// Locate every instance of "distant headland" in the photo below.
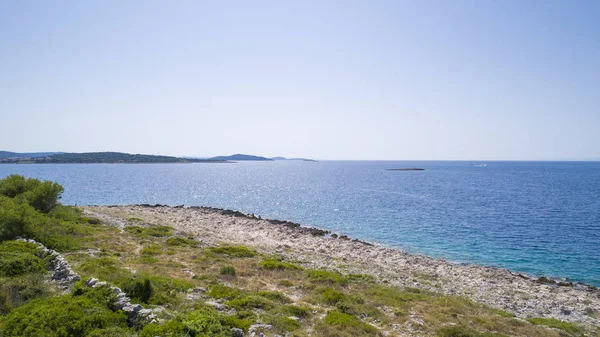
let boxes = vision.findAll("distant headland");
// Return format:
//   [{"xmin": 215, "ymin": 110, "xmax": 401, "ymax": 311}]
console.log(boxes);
[
  {"xmin": 0, "ymin": 151, "xmax": 317, "ymax": 164},
  {"xmin": 0, "ymin": 151, "xmax": 227, "ymax": 164}
]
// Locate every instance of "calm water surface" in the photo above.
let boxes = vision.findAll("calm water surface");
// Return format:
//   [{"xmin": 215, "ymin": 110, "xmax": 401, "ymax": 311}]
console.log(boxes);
[{"xmin": 1, "ymin": 161, "xmax": 599, "ymax": 285}]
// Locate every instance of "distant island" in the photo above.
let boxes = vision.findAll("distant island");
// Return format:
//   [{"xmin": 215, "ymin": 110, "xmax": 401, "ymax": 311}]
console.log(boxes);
[
  {"xmin": 208, "ymin": 154, "xmax": 317, "ymax": 162},
  {"xmin": 386, "ymin": 168, "xmax": 425, "ymax": 171},
  {"xmin": 0, "ymin": 151, "xmax": 228, "ymax": 164},
  {"xmin": 271, "ymin": 157, "xmax": 318, "ymax": 162},
  {"xmin": 208, "ymin": 154, "xmax": 273, "ymax": 161}
]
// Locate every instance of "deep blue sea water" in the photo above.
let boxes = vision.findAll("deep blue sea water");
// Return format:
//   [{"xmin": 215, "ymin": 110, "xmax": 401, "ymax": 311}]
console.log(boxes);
[{"xmin": 1, "ymin": 161, "xmax": 599, "ymax": 285}]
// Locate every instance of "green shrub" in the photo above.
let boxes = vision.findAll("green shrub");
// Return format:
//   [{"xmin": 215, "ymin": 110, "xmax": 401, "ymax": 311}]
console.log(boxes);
[
  {"xmin": 364, "ymin": 284, "xmax": 429, "ymax": 307},
  {"xmin": 347, "ymin": 273, "xmax": 376, "ymax": 283},
  {"xmin": 0, "ymin": 174, "xmax": 36, "ymax": 198},
  {"xmin": 259, "ymin": 258, "xmax": 303, "ymax": 271},
  {"xmin": 207, "ymin": 245, "xmax": 257, "ymax": 257},
  {"xmin": 0, "ymin": 273, "xmax": 54, "ymax": 314},
  {"xmin": 0, "ymin": 175, "xmax": 64, "ymax": 213},
  {"xmin": 267, "ymin": 315, "xmax": 301, "ymax": 332},
  {"xmin": 121, "ymin": 278, "xmax": 153, "ymax": 303},
  {"xmin": 208, "ymin": 284, "xmax": 240, "ymax": 300},
  {"xmin": 165, "ymin": 237, "xmax": 198, "ymax": 246},
  {"xmin": 1, "ymin": 294, "xmax": 128, "ymax": 337},
  {"xmin": 317, "ymin": 287, "xmax": 345, "ymax": 305},
  {"xmin": 228, "ymin": 295, "xmax": 275, "ymax": 310},
  {"xmin": 0, "ymin": 241, "xmax": 47, "ymax": 277},
  {"xmin": 139, "ymin": 321, "xmax": 187, "ymax": 337},
  {"xmin": 220, "ymin": 266, "xmax": 236, "ymax": 276},
  {"xmin": 321, "ymin": 310, "xmax": 378, "ymax": 336},
  {"xmin": 0, "ymin": 197, "xmax": 38, "ymax": 242},
  {"xmin": 0, "ymin": 251, "xmax": 46, "ymax": 277},
  {"xmin": 258, "ymin": 291, "xmax": 291, "ymax": 303},
  {"xmin": 436, "ymin": 325, "xmax": 483, "ymax": 337},
  {"xmin": 181, "ymin": 306, "xmax": 232, "ymax": 337},
  {"xmin": 527, "ymin": 317, "xmax": 583, "ymax": 335},
  {"xmin": 124, "ymin": 225, "xmax": 173, "ymax": 238},
  {"xmin": 140, "ymin": 244, "xmax": 162, "ymax": 256},
  {"xmin": 222, "ymin": 315, "xmax": 252, "ymax": 331},
  {"xmin": 280, "ymin": 305, "xmax": 311, "ymax": 318},
  {"xmin": 307, "ymin": 270, "xmax": 347, "ymax": 285}
]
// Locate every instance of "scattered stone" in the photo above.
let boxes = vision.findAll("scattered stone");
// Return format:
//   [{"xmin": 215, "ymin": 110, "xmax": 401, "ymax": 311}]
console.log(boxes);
[{"xmin": 232, "ymin": 328, "xmax": 245, "ymax": 337}]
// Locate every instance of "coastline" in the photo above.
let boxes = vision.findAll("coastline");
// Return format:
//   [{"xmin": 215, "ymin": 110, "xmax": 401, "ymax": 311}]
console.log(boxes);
[{"xmin": 83, "ymin": 204, "xmax": 600, "ymax": 326}]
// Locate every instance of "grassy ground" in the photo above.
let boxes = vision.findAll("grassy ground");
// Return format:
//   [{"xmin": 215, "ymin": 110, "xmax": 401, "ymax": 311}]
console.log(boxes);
[{"xmin": 53, "ymin": 215, "xmax": 597, "ymax": 337}]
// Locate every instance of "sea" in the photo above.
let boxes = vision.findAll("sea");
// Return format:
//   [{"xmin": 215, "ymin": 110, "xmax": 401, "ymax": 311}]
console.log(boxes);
[{"xmin": 1, "ymin": 161, "xmax": 599, "ymax": 286}]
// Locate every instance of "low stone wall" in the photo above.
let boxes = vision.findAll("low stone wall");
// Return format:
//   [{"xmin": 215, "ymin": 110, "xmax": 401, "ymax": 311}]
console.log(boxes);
[{"xmin": 18, "ymin": 238, "xmax": 157, "ymax": 327}]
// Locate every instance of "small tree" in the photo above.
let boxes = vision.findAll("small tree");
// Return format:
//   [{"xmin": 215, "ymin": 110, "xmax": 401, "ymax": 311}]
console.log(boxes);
[{"xmin": 0, "ymin": 175, "xmax": 64, "ymax": 213}]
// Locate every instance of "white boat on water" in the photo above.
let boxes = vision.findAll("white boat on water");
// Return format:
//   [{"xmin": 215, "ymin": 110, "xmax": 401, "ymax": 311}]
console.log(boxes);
[{"xmin": 472, "ymin": 163, "xmax": 488, "ymax": 167}]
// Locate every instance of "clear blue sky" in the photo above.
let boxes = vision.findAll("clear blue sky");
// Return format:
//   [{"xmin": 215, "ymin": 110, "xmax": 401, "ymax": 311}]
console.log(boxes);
[{"xmin": 1, "ymin": 1, "xmax": 598, "ymax": 160}]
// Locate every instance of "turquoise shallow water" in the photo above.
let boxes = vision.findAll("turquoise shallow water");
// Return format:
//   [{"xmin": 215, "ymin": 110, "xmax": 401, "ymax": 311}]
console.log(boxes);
[{"xmin": 1, "ymin": 161, "xmax": 599, "ymax": 285}]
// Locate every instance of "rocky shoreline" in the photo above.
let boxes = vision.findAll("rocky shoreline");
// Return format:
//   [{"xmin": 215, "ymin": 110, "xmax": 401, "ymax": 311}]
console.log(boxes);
[{"xmin": 83, "ymin": 204, "xmax": 600, "ymax": 327}]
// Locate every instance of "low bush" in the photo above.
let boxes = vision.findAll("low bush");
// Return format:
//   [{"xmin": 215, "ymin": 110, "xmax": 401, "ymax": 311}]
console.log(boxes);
[
  {"xmin": 219, "ymin": 266, "xmax": 236, "ymax": 276},
  {"xmin": 317, "ymin": 287, "xmax": 345, "ymax": 305},
  {"xmin": 0, "ymin": 273, "xmax": 54, "ymax": 315},
  {"xmin": 259, "ymin": 258, "xmax": 303, "ymax": 271},
  {"xmin": 307, "ymin": 270, "xmax": 347, "ymax": 285},
  {"xmin": 436, "ymin": 325, "xmax": 483, "ymax": 337},
  {"xmin": 124, "ymin": 225, "xmax": 173, "ymax": 238},
  {"xmin": 257, "ymin": 291, "xmax": 291, "ymax": 303},
  {"xmin": 527, "ymin": 317, "xmax": 583, "ymax": 335},
  {"xmin": 0, "ymin": 196, "xmax": 38, "ymax": 242},
  {"xmin": 207, "ymin": 245, "xmax": 257, "ymax": 258},
  {"xmin": 120, "ymin": 278, "xmax": 153, "ymax": 303},
  {"xmin": 320, "ymin": 310, "xmax": 378, "ymax": 336},
  {"xmin": 208, "ymin": 284, "xmax": 240, "ymax": 300},
  {"xmin": 0, "ymin": 241, "xmax": 47, "ymax": 277},
  {"xmin": 280, "ymin": 304, "xmax": 311, "ymax": 318},
  {"xmin": 228, "ymin": 295, "xmax": 275, "ymax": 310},
  {"xmin": 1, "ymin": 292, "xmax": 128, "ymax": 337},
  {"xmin": 181, "ymin": 306, "xmax": 233, "ymax": 337},
  {"xmin": 165, "ymin": 237, "xmax": 198, "ymax": 246}
]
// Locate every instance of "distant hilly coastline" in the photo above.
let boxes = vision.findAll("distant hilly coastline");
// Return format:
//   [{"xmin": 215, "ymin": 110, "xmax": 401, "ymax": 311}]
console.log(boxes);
[
  {"xmin": 207, "ymin": 154, "xmax": 273, "ymax": 161},
  {"xmin": 0, "ymin": 151, "xmax": 227, "ymax": 164},
  {"xmin": 0, "ymin": 151, "xmax": 317, "ymax": 164},
  {"xmin": 208, "ymin": 154, "xmax": 317, "ymax": 162},
  {"xmin": 0, "ymin": 151, "xmax": 64, "ymax": 159}
]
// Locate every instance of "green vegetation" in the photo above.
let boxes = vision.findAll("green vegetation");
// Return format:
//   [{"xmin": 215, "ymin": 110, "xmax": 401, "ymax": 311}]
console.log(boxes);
[
  {"xmin": 165, "ymin": 236, "xmax": 198, "ymax": 246},
  {"xmin": 319, "ymin": 310, "xmax": 379, "ymax": 336},
  {"xmin": 259, "ymin": 257, "xmax": 303, "ymax": 270},
  {"xmin": 0, "ymin": 175, "xmax": 595, "ymax": 337},
  {"xmin": 207, "ymin": 245, "xmax": 257, "ymax": 257},
  {"xmin": 124, "ymin": 225, "xmax": 173, "ymax": 238},
  {"xmin": 527, "ymin": 317, "xmax": 584, "ymax": 335},
  {"xmin": 1, "ymin": 286, "xmax": 129, "ymax": 337},
  {"xmin": 219, "ymin": 266, "xmax": 236, "ymax": 276}
]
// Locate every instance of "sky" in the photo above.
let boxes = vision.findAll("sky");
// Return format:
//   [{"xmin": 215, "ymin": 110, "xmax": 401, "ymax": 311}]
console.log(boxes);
[{"xmin": 1, "ymin": 1, "xmax": 599, "ymax": 160}]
